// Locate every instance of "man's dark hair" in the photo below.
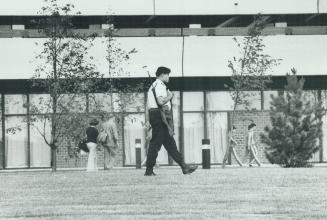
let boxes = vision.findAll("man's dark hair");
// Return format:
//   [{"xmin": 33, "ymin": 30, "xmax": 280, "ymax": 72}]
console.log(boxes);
[
  {"xmin": 248, "ymin": 122, "xmax": 256, "ymax": 130},
  {"xmin": 90, "ymin": 118, "xmax": 99, "ymax": 126},
  {"xmin": 156, "ymin": 66, "xmax": 171, "ymax": 77}
]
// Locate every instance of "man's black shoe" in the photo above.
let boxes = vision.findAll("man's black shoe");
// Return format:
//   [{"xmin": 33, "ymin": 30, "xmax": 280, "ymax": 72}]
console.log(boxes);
[
  {"xmin": 144, "ymin": 171, "xmax": 156, "ymax": 176},
  {"xmin": 144, "ymin": 167, "xmax": 156, "ymax": 176},
  {"xmin": 182, "ymin": 164, "xmax": 198, "ymax": 175}
]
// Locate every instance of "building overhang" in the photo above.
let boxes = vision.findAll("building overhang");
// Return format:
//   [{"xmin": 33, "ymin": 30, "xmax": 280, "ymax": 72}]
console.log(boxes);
[{"xmin": 0, "ymin": 76, "xmax": 326, "ymax": 94}]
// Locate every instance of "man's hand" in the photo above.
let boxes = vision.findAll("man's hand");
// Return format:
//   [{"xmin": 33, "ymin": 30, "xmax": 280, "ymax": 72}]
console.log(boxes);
[
  {"xmin": 158, "ymin": 91, "xmax": 173, "ymax": 106},
  {"xmin": 167, "ymin": 90, "xmax": 174, "ymax": 100}
]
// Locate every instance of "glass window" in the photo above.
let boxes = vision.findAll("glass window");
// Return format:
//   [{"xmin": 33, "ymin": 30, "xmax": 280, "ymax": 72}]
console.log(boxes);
[
  {"xmin": 0, "ymin": 97, "xmax": 2, "ymax": 169},
  {"xmin": 236, "ymin": 91, "xmax": 261, "ymax": 111},
  {"xmin": 303, "ymin": 90, "xmax": 318, "ymax": 104},
  {"xmin": 57, "ymin": 94, "xmax": 87, "ymax": 113},
  {"xmin": 5, "ymin": 95, "xmax": 27, "ymax": 114},
  {"xmin": 183, "ymin": 113, "xmax": 204, "ymax": 163},
  {"xmin": 88, "ymin": 93, "xmax": 113, "ymax": 113},
  {"xmin": 207, "ymin": 112, "xmax": 228, "ymax": 163},
  {"xmin": 29, "ymin": 94, "xmax": 52, "ymax": 114},
  {"xmin": 183, "ymin": 92, "xmax": 204, "ymax": 111},
  {"xmin": 114, "ymin": 93, "xmax": 145, "ymax": 112},
  {"xmin": 172, "ymin": 92, "xmax": 180, "ymax": 151},
  {"xmin": 323, "ymin": 115, "xmax": 327, "ymax": 162},
  {"xmin": 5, "ymin": 117, "xmax": 28, "ymax": 168},
  {"xmin": 263, "ymin": 91, "xmax": 279, "ymax": 110},
  {"xmin": 206, "ymin": 92, "xmax": 234, "ymax": 111},
  {"xmin": 167, "ymin": 91, "xmax": 181, "ymax": 165},
  {"xmin": 112, "ymin": 93, "xmax": 121, "ymax": 112},
  {"xmin": 321, "ymin": 90, "xmax": 327, "ymax": 108},
  {"xmin": 123, "ymin": 114, "xmax": 146, "ymax": 165},
  {"xmin": 29, "ymin": 116, "xmax": 51, "ymax": 167}
]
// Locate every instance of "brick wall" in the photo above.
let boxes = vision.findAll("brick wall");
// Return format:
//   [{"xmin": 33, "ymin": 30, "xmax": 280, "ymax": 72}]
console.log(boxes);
[
  {"xmin": 54, "ymin": 110, "xmax": 272, "ymax": 169},
  {"xmin": 229, "ymin": 110, "xmax": 271, "ymax": 165},
  {"xmin": 56, "ymin": 115, "xmax": 124, "ymax": 169}
]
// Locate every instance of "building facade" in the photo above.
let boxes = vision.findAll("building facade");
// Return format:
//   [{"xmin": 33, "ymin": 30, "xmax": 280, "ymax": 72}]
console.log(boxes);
[{"xmin": 1, "ymin": 0, "xmax": 327, "ymax": 169}]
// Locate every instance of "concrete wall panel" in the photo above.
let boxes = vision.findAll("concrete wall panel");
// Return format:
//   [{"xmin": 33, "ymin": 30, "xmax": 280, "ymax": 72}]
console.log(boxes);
[
  {"xmin": 0, "ymin": 0, "xmax": 319, "ymax": 16},
  {"xmin": 183, "ymin": 35, "xmax": 327, "ymax": 77},
  {"xmin": 0, "ymin": 0, "xmax": 154, "ymax": 16},
  {"xmin": 0, "ymin": 37, "xmax": 183, "ymax": 79},
  {"xmin": 155, "ymin": 0, "xmax": 318, "ymax": 15}
]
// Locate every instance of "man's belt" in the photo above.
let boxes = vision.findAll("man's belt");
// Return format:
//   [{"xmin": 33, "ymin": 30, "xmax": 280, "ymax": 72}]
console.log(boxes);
[{"xmin": 148, "ymin": 107, "xmax": 174, "ymax": 136}]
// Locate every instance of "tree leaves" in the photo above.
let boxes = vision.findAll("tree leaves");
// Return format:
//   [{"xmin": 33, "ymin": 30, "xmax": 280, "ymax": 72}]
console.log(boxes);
[
  {"xmin": 261, "ymin": 71, "xmax": 326, "ymax": 167},
  {"xmin": 227, "ymin": 15, "xmax": 281, "ymax": 114}
]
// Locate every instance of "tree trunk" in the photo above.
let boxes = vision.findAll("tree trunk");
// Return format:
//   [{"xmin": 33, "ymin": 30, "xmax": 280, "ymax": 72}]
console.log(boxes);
[
  {"xmin": 51, "ymin": 38, "xmax": 58, "ymax": 172},
  {"xmin": 51, "ymin": 147, "xmax": 57, "ymax": 172}
]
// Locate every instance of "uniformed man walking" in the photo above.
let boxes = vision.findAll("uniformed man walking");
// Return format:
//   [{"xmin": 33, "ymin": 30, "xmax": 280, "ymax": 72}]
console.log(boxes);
[{"xmin": 145, "ymin": 66, "xmax": 198, "ymax": 176}]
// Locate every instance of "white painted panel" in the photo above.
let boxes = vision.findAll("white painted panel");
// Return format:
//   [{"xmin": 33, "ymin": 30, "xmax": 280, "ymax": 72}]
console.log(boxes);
[
  {"xmin": 0, "ymin": 37, "xmax": 183, "ymax": 79},
  {"xmin": 90, "ymin": 37, "xmax": 183, "ymax": 78},
  {"xmin": 155, "ymin": 0, "xmax": 317, "ymax": 15},
  {"xmin": 0, "ymin": 38, "xmax": 44, "ymax": 79},
  {"xmin": 0, "ymin": 0, "xmax": 154, "ymax": 16},
  {"xmin": 183, "ymin": 36, "xmax": 238, "ymax": 77},
  {"xmin": 264, "ymin": 35, "xmax": 327, "ymax": 76},
  {"xmin": 1, "ymin": 35, "xmax": 326, "ymax": 79},
  {"xmin": 319, "ymin": 0, "xmax": 327, "ymax": 13},
  {"xmin": 183, "ymin": 35, "xmax": 327, "ymax": 77}
]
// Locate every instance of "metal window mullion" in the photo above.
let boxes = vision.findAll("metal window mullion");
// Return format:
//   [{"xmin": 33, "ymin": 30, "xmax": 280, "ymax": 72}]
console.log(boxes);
[
  {"xmin": 261, "ymin": 90, "xmax": 264, "ymax": 110},
  {"xmin": 27, "ymin": 94, "xmax": 31, "ymax": 168},
  {"xmin": 1, "ymin": 94, "xmax": 5, "ymax": 169},
  {"xmin": 121, "ymin": 113, "xmax": 125, "ymax": 167},
  {"xmin": 203, "ymin": 91, "xmax": 208, "ymax": 139},
  {"xmin": 86, "ymin": 93, "xmax": 89, "ymax": 113},
  {"xmin": 318, "ymin": 90, "xmax": 323, "ymax": 162},
  {"xmin": 180, "ymin": 92, "xmax": 184, "ymax": 158}
]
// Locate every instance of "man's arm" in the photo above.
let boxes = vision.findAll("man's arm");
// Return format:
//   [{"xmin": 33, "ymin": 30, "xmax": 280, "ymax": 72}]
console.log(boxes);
[
  {"xmin": 157, "ymin": 90, "xmax": 173, "ymax": 106},
  {"xmin": 230, "ymin": 136, "xmax": 238, "ymax": 145},
  {"xmin": 111, "ymin": 122, "xmax": 119, "ymax": 145}
]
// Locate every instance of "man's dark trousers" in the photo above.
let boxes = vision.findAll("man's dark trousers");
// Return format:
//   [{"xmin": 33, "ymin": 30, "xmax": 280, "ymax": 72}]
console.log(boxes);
[{"xmin": 146, "ymin": 109, "xmax": 183, "ymax": 168}]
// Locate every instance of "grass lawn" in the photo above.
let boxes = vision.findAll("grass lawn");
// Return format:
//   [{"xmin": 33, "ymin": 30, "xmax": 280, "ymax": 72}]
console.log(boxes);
[{"xmin": 0, "ymin": 166, "xmax": 327, "ymax": 219}]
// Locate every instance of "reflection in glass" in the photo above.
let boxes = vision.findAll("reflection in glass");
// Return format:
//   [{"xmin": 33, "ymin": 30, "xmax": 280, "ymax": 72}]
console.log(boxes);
[
  {"xmin": 207, "ymin": 113, "xmax": 228, "ymax": 163},
  {"xmin": 5, "ymin": 95, "xmax": 27, "ymax": 114},
  {"xmin": 170, "ymin": 91, "xmax": 180, "ymax": 164},
  {"xmin": 303, "ymin": 90, "xmax": 318, "ymax": 104},
  {"xmin": 0, "ymin": 98, "xmax": 2, "ymax": 168},
  {"xmin": 183, "ymin": 92, "xmax": 204, "ymax": 111},
  {"xmin": 88, "ymin": 93, "xmax": 113, "ymax": 113},
  {"xmin": 263, "ymin": 91, "xmax": 278, "ymax": 110},
  {"xmin": 124, "ymin": 114, "xmax": 146, "ymax": 165},
  {"xmin": 236, "ymin": 91, "xmax": 261, "ymax": 110},
  {"xmin": 206, "ymin": 92, "xmax": 234, "ymax": 111},
  {"xmin": 30, "ymin": 117, "xmax": 51, "ymax": 167},
  {"xmin": 183, "ymin": 113, "xmax": 204, "ymax": 163},
  {"xmin": 115, "ymin": 93, "xmax": 145, "ymax": 112},
  {"xmin": 323, "ymin": 115, "xmax": 327, "ymax": 162},
  {"xmin": 57, "ymin": 94, "xmax": 86, "ymax": 113},
  {"xmin": 5, "ymin": 117, "xmax": 28, "ymax": 168},
  {"xmin": 29, "ymin": 94, "xmax": 52, "ymax": 114}
]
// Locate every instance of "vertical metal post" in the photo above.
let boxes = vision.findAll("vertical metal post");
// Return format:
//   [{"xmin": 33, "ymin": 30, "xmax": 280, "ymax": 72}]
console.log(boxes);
[
  {"xmin": 202, "ymin": 139, "xmax": 210, "ymax": 169},
  {"xmin": 135, "ymin": 138, "xmax": 142, "ymax": 169}
]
